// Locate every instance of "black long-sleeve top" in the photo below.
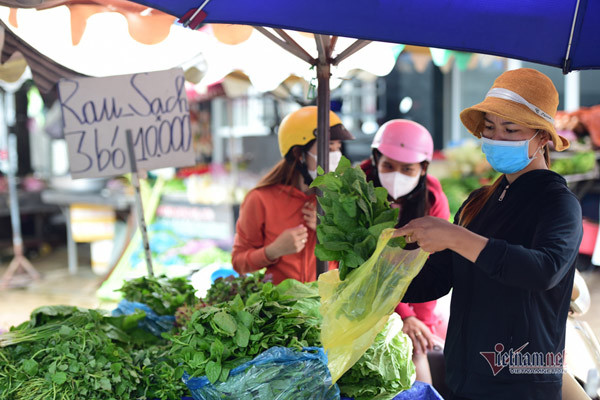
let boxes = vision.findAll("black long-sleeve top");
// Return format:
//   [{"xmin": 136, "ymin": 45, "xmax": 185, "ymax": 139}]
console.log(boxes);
[{"xmin": 403, "ymin": 169, "xmax": 583, "ymax": 400}]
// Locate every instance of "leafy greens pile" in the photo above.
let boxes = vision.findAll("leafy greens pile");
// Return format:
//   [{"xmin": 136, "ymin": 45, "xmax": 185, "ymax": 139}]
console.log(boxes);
[
  {"xmin": 165, "ymin": 279, "xmax": 321, "ymax": 384},
  {"xmin": 0, "ymin": 306, "xmax": 168, "ymax": 400},
  {"xmin": 118, "ymin": 274, "xmax": 197, "ymax": 315},
  {"xmin": 204, "ymin": 271, "xmax": 269, "ymax": 306},
  {"xmin": 176, "ymin": 271, "xmax": 269, "ymax": 327},
  {"xmin": 337, "ymin": 314, "xmax": 415, "ymax": 400},
  {"xmin": 310, "ymin": 156, "xmax": 399, "ymax": 280}
]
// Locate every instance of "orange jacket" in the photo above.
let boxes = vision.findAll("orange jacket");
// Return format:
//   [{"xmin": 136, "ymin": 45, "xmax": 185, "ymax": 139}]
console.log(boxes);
[{"xmin": 232, "ymin": 184, "xmax": 318, "ymax": 284}]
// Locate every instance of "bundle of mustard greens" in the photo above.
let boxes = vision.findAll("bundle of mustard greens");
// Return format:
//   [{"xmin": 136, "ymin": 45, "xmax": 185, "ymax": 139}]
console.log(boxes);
[{"xmin": 312, "ymin": 157, "xmax": 429, "ymax": 383}]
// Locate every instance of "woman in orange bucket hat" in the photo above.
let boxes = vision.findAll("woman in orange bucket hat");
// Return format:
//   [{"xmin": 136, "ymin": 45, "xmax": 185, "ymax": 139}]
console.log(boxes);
[{"xmin": 395, "ymin": 68, "xmax": 583, "ymax": 400}]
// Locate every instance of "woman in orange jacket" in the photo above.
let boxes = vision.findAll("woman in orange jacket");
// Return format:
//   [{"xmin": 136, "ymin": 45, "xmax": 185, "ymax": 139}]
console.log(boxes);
[{"xmin": 232, "ymin": 106, "xmax": 354, "ymax": 284}]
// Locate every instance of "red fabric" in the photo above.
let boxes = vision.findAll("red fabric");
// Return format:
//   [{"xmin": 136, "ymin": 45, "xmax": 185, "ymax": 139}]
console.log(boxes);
[
  {"xmin": 232, "ymin": 184, "xmax": 318, "ymax": 284},
  {"xmin": 360, "ymin": 159, "xmax": 450, "ymax": 332},
  {"xmin": 580, "ymin": 219, "xmax": 599, "ymax": 256},
  {"xmin": 426, "ymin": 174, "xmax": 451, "ymax": 221}
]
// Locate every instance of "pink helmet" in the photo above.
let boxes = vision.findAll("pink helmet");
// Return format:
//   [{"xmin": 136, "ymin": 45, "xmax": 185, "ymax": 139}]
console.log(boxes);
[{"xmin": 371, "ymin": 119, "xmax": 434, "ymax": 163}]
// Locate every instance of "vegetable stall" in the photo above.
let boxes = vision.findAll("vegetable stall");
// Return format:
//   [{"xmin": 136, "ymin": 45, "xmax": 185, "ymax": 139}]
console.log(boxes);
[{"xmin": 0, "ymin": 159, "xmax": 440, "ymax": 400}]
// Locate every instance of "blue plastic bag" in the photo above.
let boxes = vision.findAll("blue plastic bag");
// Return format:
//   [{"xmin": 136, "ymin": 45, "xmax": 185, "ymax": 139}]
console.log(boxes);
[
  {"xmin": 341, "ymin": 381, "xmax": 443, "ymax": 400},
  {"xmin": 183, "ymin": 347, "xmax": 341, "ymax": 400},
  {"xmin": 112, "ymin": 299, "xmax": 175, "ymax": 336}
]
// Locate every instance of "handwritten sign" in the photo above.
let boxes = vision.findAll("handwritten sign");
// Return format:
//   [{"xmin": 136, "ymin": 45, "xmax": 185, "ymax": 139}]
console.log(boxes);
[{"xmin": 58, "ymin": 68, "xmax": 195, "ymax": 179}]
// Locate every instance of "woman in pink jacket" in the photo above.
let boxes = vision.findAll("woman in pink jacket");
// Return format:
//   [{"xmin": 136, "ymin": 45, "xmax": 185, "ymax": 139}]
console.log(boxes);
[{"xmin": 360, "ymin": 119, "xmax": 449, "ymax": 383}]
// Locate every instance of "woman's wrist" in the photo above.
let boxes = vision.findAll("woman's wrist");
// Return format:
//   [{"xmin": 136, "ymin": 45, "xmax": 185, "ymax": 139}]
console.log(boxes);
[{"xmin": 264, "ymin": 243, "xmax": 280, "ymax": 261}]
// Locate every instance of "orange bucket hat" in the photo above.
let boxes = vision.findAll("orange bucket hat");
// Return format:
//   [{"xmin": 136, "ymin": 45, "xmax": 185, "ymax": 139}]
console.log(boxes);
[{"xmin": 460, "ymin": 68, "xmax": 569, "ymax": 151}]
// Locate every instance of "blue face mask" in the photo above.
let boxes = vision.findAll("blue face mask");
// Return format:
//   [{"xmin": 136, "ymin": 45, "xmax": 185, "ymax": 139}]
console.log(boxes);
[{"xmin": 481, "ymin": 131, "xmax": 540, "ymax": 174}]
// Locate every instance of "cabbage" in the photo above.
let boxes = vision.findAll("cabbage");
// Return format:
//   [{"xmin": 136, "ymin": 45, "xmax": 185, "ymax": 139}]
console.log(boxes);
[{"xmin": 338, "ymin": 314, "xmax": 416, "ymax": 400}]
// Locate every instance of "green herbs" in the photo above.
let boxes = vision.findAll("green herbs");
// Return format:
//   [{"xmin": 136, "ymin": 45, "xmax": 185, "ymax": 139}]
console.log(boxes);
[
  {"xmin": 131, "ymin": 343, "xmax": 188, "ymax": 400},
  {"xmin": 338, "ymin": 314, "xmax": 415, "ymax": 400},
  {"xmin": 118, "ymin": 274, "xmax": 197, "ymax": 315},
  {"xmin": 166, "ymin": 280, "xmax": 321, "ymax": 384},
  {"xmin": 176, "ymin": 271, "xmax": 269, "ymax": 327},
  {"xmin": 0, "ymin": 307, "xmax": 146, "ymax": 400},
  {"xmin": 310, "ymin": 156, "xmax": 399, "ymax": 280},
  {"xmin": 204, "ymin": 271, "xmax": 269, "ymax": 306},
  {"xmin": 0, "ymin": 305, "xmax": 188, "ymax": 400}
]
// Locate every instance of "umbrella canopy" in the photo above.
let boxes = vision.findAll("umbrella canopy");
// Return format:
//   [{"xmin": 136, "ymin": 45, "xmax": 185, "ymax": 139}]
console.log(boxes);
[{"xmin": 130, "ymin": 0, "xmax": 599, "ymax": 73}]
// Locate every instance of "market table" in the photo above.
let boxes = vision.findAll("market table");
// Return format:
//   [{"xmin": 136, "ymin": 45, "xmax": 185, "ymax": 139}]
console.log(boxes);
[
  {"xmin": 41, "ymin": 189, "xmax": 134, "ymax": 274},
  {"xmin": 0, "ymin": 190, "xmax": 59, "ymax": 250}
]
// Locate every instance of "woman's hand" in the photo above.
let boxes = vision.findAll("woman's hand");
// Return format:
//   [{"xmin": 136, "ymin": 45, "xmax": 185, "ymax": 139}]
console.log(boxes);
[
  {"xmin": 394, "ymin": 216, "xmax": 459, "ymax": 253},
  {"xmin": 395, "ymin": 216, "xmax": 488, "ymax": 262},
  {"xmin": 402, "ymin": 316, "xmax": 435, "ymax": 355},
  {"xmin": 265, "ymin": 225, "xmax": 309, "ymax": 260},
  {"xmin": 302, "ymin": 202, "xmax": 317, "ymax": 231}
]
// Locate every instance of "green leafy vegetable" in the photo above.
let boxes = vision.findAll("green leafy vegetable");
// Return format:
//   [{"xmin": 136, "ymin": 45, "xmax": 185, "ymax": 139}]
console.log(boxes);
[
  {"xmin": 165, "ymin": 279, "xmax": 321, "ymax": 384},
  {"xmin": 0, "ymin": 307, "xmax": 148, "ymax": 400},
  {"xmin": 176, "ymin": 271, "xmax": 269, "ymax": 327},
  {"xmin": 310, "ymin": 156, "xmax": 399, "ymax": 280},
  {"xmin": 118, "ymin": 274, "xmax": 197, "ymax": 315},
  {"xmin": 551, "ymin": 150, "xmax": 596, "ymax": 176},
  {"xmin": 338, "ymin": 314, "xmax": 415, "ymax": 400}
]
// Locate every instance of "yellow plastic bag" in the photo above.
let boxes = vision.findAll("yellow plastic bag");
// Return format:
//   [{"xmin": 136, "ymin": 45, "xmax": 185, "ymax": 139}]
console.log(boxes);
[{"xmin": 319, "ymin": 228, "xmax": 429, "ymax": 383}]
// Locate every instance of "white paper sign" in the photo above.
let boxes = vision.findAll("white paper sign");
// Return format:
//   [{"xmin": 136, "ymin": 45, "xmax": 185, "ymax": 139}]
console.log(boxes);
[{"xmin": 58, "ymin": 68, "xmax": 195, "ymax": 179}]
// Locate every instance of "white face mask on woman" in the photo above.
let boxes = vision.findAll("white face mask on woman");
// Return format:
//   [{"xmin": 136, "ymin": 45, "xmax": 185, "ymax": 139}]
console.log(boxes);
[
  {"xmin": 306, "ymin": 151, "xmax": 343, "ymax": 177},
  {"xmin": 379, "ymin": 171, "xmax": 420, "ymax": 199}
]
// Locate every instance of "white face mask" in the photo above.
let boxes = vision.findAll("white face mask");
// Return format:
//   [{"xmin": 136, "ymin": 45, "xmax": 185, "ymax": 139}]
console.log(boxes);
[
  {"xmin": 329, "ymin": 150, "xmax": 342, "ymax": 172},
  {"xmin": 306, "ymin": 150, "xmax": 342, "ymax": 176},
  {"xmin": 379, "ymin": 171, "xmax": 421, "ymax": 199}
]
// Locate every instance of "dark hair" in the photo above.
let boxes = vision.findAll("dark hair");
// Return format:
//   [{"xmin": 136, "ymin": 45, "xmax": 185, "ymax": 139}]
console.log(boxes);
[
  {"xmin": 458, "ymin": 144, "xmax": 551, "ymax": 227},
  {"xmin": 372, "ymin": 149, "xmax": 431, "ymax": 227},
  {"xmin": 254, "ymin": 140, "xmax": 315, "ymax": 189}
]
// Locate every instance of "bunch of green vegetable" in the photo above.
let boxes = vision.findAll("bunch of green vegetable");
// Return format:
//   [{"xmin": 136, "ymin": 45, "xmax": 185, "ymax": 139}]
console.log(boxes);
[
  {"xmin": 338, "ymin": 314, "xmax": 415, "ymax": 400},
  {"xmin": 205, "ymin": 271, "xmax": 269, "ymax": 306},
  {"xmin": 551, "ymin": 151, "xmax": 597, "ymax": 176},
  {"xmin": 310, "ymin": 157, "xmax": 399, "ymax": 280},
  {"xmin": 165, "ymin": 279, "xmax": 321, "ymax": 384},
  {"xmin": 118, "ymin": 274, "xmax": 197, "ymax": 315},
  {"xmin": 0, "ymin": 306, "xmax": 151, "ymax": 400},
  {"xmin": 131, "ymin": 343, "xmax": 188, "ymax": 400},
  {"xmin": 0, "ymin": 305, "xmax": 190, "ymax": 400},
  {"xmin": 176, "ymin": 271, "xmax": 269, "ymax": 327}
]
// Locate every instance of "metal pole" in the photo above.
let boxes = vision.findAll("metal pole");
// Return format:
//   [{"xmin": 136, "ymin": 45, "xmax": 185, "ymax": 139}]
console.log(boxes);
[
  {"xmin": 0, "ymin": 93, "xmax": 40, "ymax": 288},
  {"xmin": 315, "ymin": 37, "xmax": 331, "ymax": 277},
  {"xmin": 125, "ymin": 129, "xmax": 154, "ymax": 277},
  {"xmin": 7, "ymin": 135, "xmax": 23, "ymax": 255}
]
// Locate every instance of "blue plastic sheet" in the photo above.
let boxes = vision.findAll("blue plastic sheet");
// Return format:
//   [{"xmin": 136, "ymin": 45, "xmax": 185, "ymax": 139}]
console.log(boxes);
[
  {"xmin": 112, "ymin": 299, "xmax": 175, "ymax": 336},
  {"xmin": 183, "ymin": 347, "xmax": 340, "ymax": 400},
  {"xmin": 341, "ymin": 381, "xmax": 443, "ymax": 400}
]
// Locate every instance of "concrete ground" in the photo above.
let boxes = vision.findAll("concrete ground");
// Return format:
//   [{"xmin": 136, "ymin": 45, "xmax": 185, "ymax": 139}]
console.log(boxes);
[{"xmin": 0, "ymin": 245, "xmax": 118, "ymax": 330}]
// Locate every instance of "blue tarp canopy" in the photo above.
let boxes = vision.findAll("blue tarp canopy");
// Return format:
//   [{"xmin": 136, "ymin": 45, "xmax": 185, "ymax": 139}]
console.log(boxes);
[{"xmin": 132, "ymin": 0, "xmax": 599, "ymax": 72}]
